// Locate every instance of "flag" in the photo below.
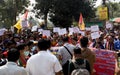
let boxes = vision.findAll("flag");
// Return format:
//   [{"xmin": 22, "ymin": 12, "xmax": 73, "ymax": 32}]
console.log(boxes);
[
  {"xmin": 24, "ymin": 10, "xmax": 28, "ymax": 20},
  {"xmin": 78, "ymin": 13, "xmax": 85, "ymax": 30},
  {"xmin": 14, "ymin": 20, "xmax": 22, "ymax": 33}
]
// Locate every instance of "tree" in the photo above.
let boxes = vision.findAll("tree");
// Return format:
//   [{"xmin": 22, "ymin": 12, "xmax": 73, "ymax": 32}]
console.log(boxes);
[
  {"xmin": 0, "ymin": 0, "xmax": 29, "ymax": 28},
  {"xmin": 106, "ymin": 1, "xmax": 120, "ymax": 18},
  {"xmin": 50, "ymin": 0, "xmax": 95, "ymax": 27},
  {"xmin": 35, "ymin": 0, "xmax": 54, "ymax": 29},
  {"xmin": 35, "ymin": 0, "xmax": 95, "ymax": 28}
]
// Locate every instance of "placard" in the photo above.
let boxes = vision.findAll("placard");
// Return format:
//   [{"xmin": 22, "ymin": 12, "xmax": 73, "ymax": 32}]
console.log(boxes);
[
  {"xmin": 69, "ymin": 28, "xmax": 74, "ymax": 33},
  {"xmin": 93, "ymin": 49, "xmax": 116, "ymax": 75},
  {"xmin": 85, "ymin": 27, "xmax": 91, "ymax": 31},
  {"xmin": 91, "ymin": 25, "xmax": 99, "ymax": 32},
  {"xmin": 31, "ymin": 26, "xmax": 38, "ymax": 32},
  {"xmin": 73, "ymin": 27, "xmax": 79, "ymax": 33},
  {"xmin": 79, "ymin": 31, "xmax": 85, "ymax": 36},
  {"xmin": 21, "ymin": 20, "xmax": 28, "ymax": 27},
  {"xmin": 53, "ymin": 27, "xmax": 60, "ymax": 33},
  {"xmin": 106, "ymin": 22, "xmax": 113, "ymax": 29},
  {"xmin": 58, "ymin": 28, "xmax": 67, "ymax": 35},
  {"xmin": 50, "ymin": 47, "xmax": 60, "ymax": 57},
  {"xmin": 42, "ymin": 30, "xmax": 51, "ymax": 37},
  {"xmin": 38, "ymin": 29, "xmax": 43, "ymax": 32},
  {"xmin": 0, "ymin": 29, "xmax": 6, "ymax": 36},
  {"xmin": 91, "ymin": 32, "xmax": 100, "ymax": 39}
]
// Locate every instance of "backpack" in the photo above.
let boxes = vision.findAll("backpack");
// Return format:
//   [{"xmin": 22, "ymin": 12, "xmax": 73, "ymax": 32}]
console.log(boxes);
[{"xmin": 71, "ymin": 60, "xmax": 90, "ymax": 75}]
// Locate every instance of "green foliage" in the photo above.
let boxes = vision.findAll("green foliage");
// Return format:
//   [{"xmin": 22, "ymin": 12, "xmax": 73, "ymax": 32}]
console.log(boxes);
[
  {"xmin": 106, "ymin": 2, "xmax": 120, "ymax": 18},
  {"xmin": 0, "ymin": 0, "xmax": 29, "ymax": 28},
  {"xmin": 35, "ymin": 0, "xmax": 95, "ymax": 28}
]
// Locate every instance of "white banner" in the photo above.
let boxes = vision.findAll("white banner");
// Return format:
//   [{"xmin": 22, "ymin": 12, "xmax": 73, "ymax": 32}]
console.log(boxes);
[
  {"xmin": 42, "ymin": 30, "xmax": 51, "ymax": 37},
  {"xmin": 91, "ymin": 25, "xmax": 99, "ymax": 32},
  {"xmin": 91, "ymin": 31, "xmax": 100, "ymax": 39}
]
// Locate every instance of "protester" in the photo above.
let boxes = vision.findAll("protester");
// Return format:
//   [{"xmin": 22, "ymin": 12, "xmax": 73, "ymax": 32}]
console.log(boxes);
[
  {"xmin": 0, "ymin": 48, "xmax": 7, "ymax": 66},
  {"xmin": 0, "ymin": 48, "xmax": 28, "ymax": 75},
  {"xmin": 17, "ymin": 43, "xmax": 27, "ymax": 67},
  {"xmin": 80, "ymin": 36, "xmax": 96, "ymax": 74},
  {"xmin": 58, "ymin": 36, "xmax": 75, "ymax": 75},
  {"xmin": 68, "ymin": 47, "xmax": 90, "ymax": 75},
  {"xmin": 26, "ymin": 39, "xmax": 62, "ymax": 75}
]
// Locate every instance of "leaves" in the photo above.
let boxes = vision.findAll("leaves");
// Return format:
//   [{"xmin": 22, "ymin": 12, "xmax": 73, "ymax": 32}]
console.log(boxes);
[
  {"xmin": 35, "ymin": 0, "xmax": 95, "ymax": 28},
  {"xmin": 0, "ymin": 0, "xmax": 30, "ymax": 28}
]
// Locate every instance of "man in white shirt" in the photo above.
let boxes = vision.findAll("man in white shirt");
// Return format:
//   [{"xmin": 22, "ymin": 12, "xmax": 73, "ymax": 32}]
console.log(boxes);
[
  {"xmin": 26, "ymin": 39, "xmax": 62, "ymax": 75},
  {"xmin": 0, "ymin": 48, "xmax": 27, "ymax": 75},
  {"xmin": 58, "ymin": 36, "xmax": 75, "ymax": 75}
]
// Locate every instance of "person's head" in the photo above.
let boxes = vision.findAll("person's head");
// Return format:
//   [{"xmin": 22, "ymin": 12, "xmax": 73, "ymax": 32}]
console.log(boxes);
[
  {"xmin": 62, "ymin": 36, "xmax": 69, "ymax": 43},
  {"xmin": 73, "ymin": 47, "xmax": 81, "ymax": 57},
  {"xmin": 46, "ymin": 39, "xmax": 51, "ymax": 49},
  {"xmin": 7, "ymin": 48, "xmax": 20, "ymax": 62},
  {"xmin": 6, "ymin": 40, "xmax": 16, "ymax": 49},
  {"xmin": 71, "ymin": 36, "xmax": 78, "ymax": 45},
  {"xmin": 37, "ymin": 39, "xmax": 49, "ymax": 50},
  {"xmin": 80, "ymin": 36, "xmax": 88, "ymax": 48},
  {"xmin": 17, "ymin": 43, "xmax": 26, "ymax": 54},
  {"xmin": 26, "ymin": 41, "xmax": 34, "ymax": 49}
]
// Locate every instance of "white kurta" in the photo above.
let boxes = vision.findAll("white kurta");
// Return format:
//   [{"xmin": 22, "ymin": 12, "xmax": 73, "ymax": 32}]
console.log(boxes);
[
  {"xmin": 26, "ymin": 51, "xmax": 62, "ymax": 75},
  {"xmin": 0, "ymin": 62, "xmax": 27, "ymax": 75}
]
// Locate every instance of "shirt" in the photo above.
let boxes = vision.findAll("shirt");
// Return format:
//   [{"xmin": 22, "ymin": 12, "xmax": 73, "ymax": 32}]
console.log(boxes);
[
  {"xmin": 58, "ymin": 43, "xmax": 75, "ymax": 65},
  {"xmin": 26, "ymin": 51, "xmax": 62, "ymax": 75},
  {"xmin": 0, "ymin": 62, "xmax": 27, "ymax": 75}
]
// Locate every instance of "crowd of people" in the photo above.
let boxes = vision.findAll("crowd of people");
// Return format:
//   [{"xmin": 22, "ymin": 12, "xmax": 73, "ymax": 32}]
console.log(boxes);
[{"xmin": 0, "ymin": 26, "xmax": 120, "ymax": 75}]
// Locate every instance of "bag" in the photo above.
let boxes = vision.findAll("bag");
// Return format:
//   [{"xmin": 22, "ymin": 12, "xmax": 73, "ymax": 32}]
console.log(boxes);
[
  {"xmin": 62, "ymin": 46, "xmax": 73, "ymax": 75},
  {"xmin": 71, "ymin": 60, "xmax": 90, "ymax": 75}
]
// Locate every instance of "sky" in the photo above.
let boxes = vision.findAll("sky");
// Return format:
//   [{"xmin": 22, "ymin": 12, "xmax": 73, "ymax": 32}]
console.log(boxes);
[{"xmin": 95, "ymin": 0, "xmax": 120, "ymax": 7}]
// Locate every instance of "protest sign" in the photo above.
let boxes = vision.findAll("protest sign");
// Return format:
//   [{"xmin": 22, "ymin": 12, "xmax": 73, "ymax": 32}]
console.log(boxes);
[
  {"xmin": 0, "ymin": 28, "xmax": 6, "ymax": 36},
  {"xmin": 85, "ymin": 27, "xmax": 91, "ymax": 31},
  {"xmin": 106, "ymin": 22, "xmax": 113, "ymax": 29},
  {"xmin": 93, "ymin": 49, "xmax": 116, "ymax": 75},
  {"xmin": 79, "ymin": 31, "xmax": 85, "ymax": 36},
  {"xmin": 58, "ymin": 28, "xmax": 67, "ymax": 35},
  {"xmin": 53, "ymin": 27, "xmax": 60, "ymax": 33},
  {"xmin": 38, "ymin": 29, "xmax": 43, "ymax": 32},
  {"xmin": 91, "ymin": 32, "xmax": 100, "ymax": 39},
  {"xmin": 73, "ymin": 27, "xmax": 79, "ymax": 33},
  {"xmin": 91, "ymin": 25, "xmax": 99, "ymax": 32},
  {"xmin": 50, "ymin": 47, "xmax": 60, "ymax": 58},
  {"xmin": 31, "ymin": 26, "xmax": 38, "ymax": 32},
  {"xmin": 21, "ymin": 20, "xmax": 28, "ymax": 28},
  {"xmin": 42, "ymin": 30, "xmax": 51, "ymax": 37},
  {"xmin": 69, "ymin": 28, "xmax": 74, "ymax": 34}
]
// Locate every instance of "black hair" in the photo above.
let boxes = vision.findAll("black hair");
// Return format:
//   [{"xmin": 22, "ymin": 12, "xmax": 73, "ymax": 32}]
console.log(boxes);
[
  {"xmin": 38, "ymin": 39, "xmax": 49, "ymax": 50},
  {"xmin": 46, "ymin": 39, "xmax": 51, "ymax": 49},
  {"xmin": 74, "ymin": 47, "xmax": 81, "ymax": 54},
  {"xmin": 26, "ymin": 41, "xmax": 33, "ymax": 46},
  {"xmin": 62, "ymin": 36, "xmax": 69, "ymax": 42},
  {"xmin": 7, "ymin": 48, "xmax": 20, "ymax": 62},
  {"xmin": 80, "ymin": 36, "xmax": 88, "ymax": 48},
  {"xmin": 16, "ymin": 43, "xmax": 26, "ymax": 51},
  {"xmin": 72, "ymin": 36, "xmax": 78, "ymax": 41}
]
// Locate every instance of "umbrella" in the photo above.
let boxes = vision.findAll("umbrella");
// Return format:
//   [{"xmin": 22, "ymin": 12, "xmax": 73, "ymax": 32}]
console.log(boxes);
[{"xmin": 111, "ymin": 17, "xmax": 120, "ymax": 23}]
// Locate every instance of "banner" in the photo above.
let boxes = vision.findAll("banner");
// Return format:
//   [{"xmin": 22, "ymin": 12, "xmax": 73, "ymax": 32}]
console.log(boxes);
[
  {"xmin": 93, "ymin": 49, "xmax": 116, "ymax": 75},
  {"xmin": 98, "ymin": 6, "xmax": 108, "ymax": 20}
]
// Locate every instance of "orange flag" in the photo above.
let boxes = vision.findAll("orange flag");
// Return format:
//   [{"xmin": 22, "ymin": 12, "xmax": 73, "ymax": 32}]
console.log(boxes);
[
  {"xmin": 78, "ymin": 13, "xmax": 85, "ymax": 30},
  {"xmin": 24, "ymin": 10, "xmax": 28, "ymax": 20}
]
